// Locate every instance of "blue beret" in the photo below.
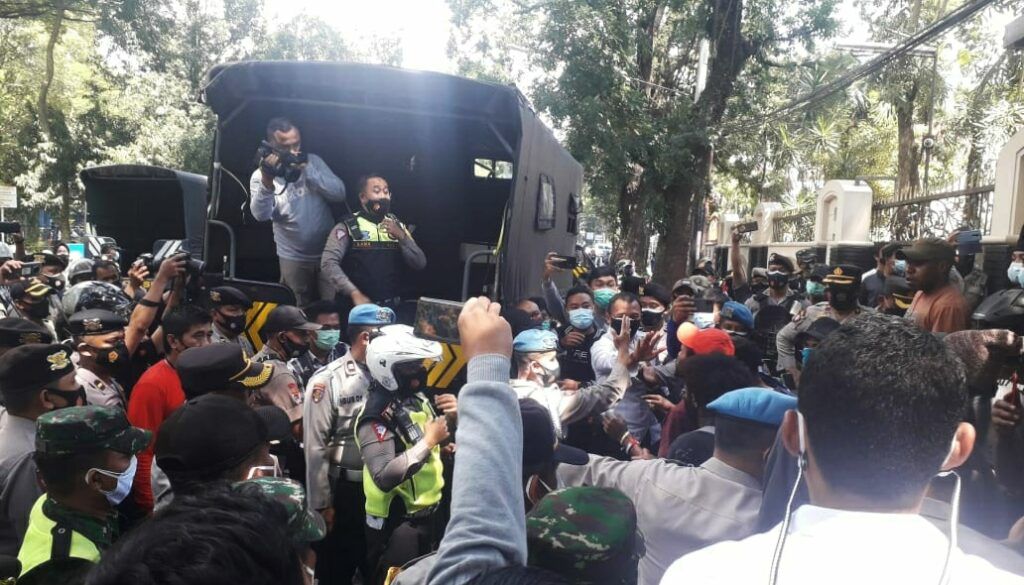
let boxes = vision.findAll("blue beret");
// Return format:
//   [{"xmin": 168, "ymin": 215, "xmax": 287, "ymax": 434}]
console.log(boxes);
[
  {"xmin": 513, "ymin": 329, "xmax": 558, "ymax": 353},
  {"xmin": 348, "ymin": 304, "xmax": 396, "ymax": 326},
  {"xmin": 719, "ymin": 301, "xmax": 754, "ymax": 330},
  {"xmin": 708, "ymin": 387, "xmax": 796, "ymax": 427}
]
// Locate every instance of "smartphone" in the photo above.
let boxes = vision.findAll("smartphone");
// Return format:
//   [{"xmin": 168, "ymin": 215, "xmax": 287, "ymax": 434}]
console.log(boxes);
[
  {"xmin": 413, "ymin": 297, "xmax": 464, "ymax": 344},
  {"xmin": 956, "ymin": 229, "xmax": 982, "ymax": 255},
  {"xmin": 735, "ymin": 221, "xmax": 759, "ymax": 234},
  {"xmin": 551, "ymin": 254, "xmax": 578, "ymax": 270},
  {"xmin": 19, "ymin": 262, "xmax": 41, "ymax": 277}
]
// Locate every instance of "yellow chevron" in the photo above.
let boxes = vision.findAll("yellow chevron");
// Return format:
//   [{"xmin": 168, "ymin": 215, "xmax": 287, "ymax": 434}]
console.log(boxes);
[
  {"xmin": 436, "ymin": 343, "xmax": 466, "ymax": 389},
  {"xmin": 244, "ymin": 301, "xmax": 277, "ymax": 352},
  {"xmin": 427, "ymin": 342, "xmax": 453, "ymax": 387}
]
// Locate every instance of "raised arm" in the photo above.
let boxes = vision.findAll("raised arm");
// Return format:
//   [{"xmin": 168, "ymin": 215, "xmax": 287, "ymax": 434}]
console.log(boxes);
[
  {"xmin": 304, "ymin": 154, "xmax": 347, "ymax": 203},
  {"xmin": 125, "ymin": 255, "xmax": 185, "ymax": 355},
  {"xmin": 730, "ymin": 228, "xmax": 747, "ymax": 290}
]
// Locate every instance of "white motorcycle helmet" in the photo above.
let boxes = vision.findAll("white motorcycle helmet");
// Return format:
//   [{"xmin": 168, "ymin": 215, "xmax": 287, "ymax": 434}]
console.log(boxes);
[{"xmin": 367, "ymin": 330, "xmax": 442, "ymax": 392}]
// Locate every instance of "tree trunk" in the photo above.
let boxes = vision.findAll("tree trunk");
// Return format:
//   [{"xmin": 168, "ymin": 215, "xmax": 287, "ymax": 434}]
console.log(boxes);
[
  {"xmin": 37, "ymin": 6, "xmax": 65, "ymax": 138},
  {"xmin": 614, "ymin": 165, "xmax": 650, "ymax": 274},
  {"xmin": 60, "ymin": 181, "xmax": 71, "ymax": 242},
  {"xmin": 895, "ymin": 96, "xmax": 920, "ymax": 200},
  {"xmin": 652, "ymin": 181, "xmax": 695, "ymax": 286}
]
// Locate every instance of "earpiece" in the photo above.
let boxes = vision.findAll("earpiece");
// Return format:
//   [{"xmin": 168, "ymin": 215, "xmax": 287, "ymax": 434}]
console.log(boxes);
[{"xmin": 796, "ymin": 410, "xmax": 808, "ymax": 470}]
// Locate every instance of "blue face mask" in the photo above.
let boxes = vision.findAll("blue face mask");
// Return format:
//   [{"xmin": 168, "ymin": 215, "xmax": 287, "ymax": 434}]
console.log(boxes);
[
  {"xmin": 805, "ymin": 281, "xmax": 825, "ymax": 297},
  {"xmin": 593, "ymin": 288, "xmax": 616, "ymax": 309},
  {"xmin": 800, "ymin": 347, "xmax": 813, "ymax": 367},
  {"xmin": 893, "ymin": 259, "xmax": 907, "ymax": 276},
  {"xmin": 1009, "ymin": 263, "xmax": 1024, "ymax": 287},
  {"xmin": 315, "ymin": 329, "xmax": 341, "ymax": 351},
  {"xmin": 568, "ymin": 308, "xmax": 595, "ymax": 330},
  {"xmin": 89, "ymin": 455, "xmax": 137, "ymax": 506}
]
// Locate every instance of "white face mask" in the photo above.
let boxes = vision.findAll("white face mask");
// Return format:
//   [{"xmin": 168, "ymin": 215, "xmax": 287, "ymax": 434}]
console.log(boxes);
[
  {"xmin": 87, "ymin": 455, "xmax": 138, "ymax": 506},
  {"xmin": 533, "ymin": 356, "xmax": 561, "ymax": 386},
  {"xmin": 1009, "ymin": 262, "xmax": 1024, "ymax": 287}
]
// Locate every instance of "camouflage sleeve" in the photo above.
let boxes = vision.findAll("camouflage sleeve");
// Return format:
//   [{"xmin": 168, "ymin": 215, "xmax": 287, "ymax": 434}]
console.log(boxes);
[
  {"xmin": 558, "ymin": 362, "xmax": 629, "ymax": 425},
  {"xmin": 303, "ymin": 373, "xmax": 337, "ymax": 511},
  {"xmin": 356, "ymin": 419, "xmax": 431, "ymax": 493},
  {"xmin": 556, "ymin": 454, "xmax": 659, "ymax": 499}
]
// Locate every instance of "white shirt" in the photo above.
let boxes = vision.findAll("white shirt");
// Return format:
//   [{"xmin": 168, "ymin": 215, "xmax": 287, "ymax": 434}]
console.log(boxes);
[
  {"xmin": 661, "ymin": 505, "xmax": 1024, "ymax": 585},
  {"xmin": 591, "ymin": 330, "xmax": 644, "ymax": 380}
]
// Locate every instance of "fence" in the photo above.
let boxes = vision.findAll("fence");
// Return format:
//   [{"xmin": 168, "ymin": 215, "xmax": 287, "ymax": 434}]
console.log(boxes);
[
  {"xmin": 869, "ymin": 185, "xmax": 995, "ymax": 242},
  {"xmin": 771, "ymin": 207, "xmax": 816, "ymax": 243}
]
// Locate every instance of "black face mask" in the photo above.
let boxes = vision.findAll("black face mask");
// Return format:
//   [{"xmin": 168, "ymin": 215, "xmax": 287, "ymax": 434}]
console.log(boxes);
[
  {"xmin": 828, "ymin": 286, "xmax": 858, "ymax": 311},
  {"xmin": 884, "ymin": 307, "xmax": 907, "ymax": 317},
  {"xmin": 640, "ymin": 309, "xmax": 664, "ymax": 329},
  {"xmin": 395, "ymin": 367, "xmax": 429, "ymax": 394},
  {"xmin": 219, "ymin": 312, "xmax": 246, "ymax": 335},
  {"xmin": 751, "ymin": 282, "xmax": 769, "ymax": 295},
  {"xmin": 94, "ymin": 341, "xmax": 130, "ymax": 367},
  {"xmin": 25, "ymin": 301, "xmax": 51, "ymax": 320},
  {"xmin": 611, "ymin": 317, "xmax": 642, "ymax": 339},
  {"xmin": 767, "ymin": 273, "xmax": 789, "ymax": 290},
  {"xmin": 44, "ymin": 385, "xmax": 86, "ymax": 408},
  {"xmin": 42, "ymin": 275, "xmax": 65, "ymax": 293},
  {"xmin": 278, "ymin": 333, "xmax": 309, "ymax": 359},
  {"xmin": 363, "ymin": 198, "xmax": 391, "ymax": 223}
]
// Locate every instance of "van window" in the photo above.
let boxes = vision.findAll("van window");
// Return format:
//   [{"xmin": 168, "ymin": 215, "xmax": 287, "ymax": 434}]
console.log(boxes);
[
  {"xmin": 536, "ymin": 175, "xmax": 556, "ymax": 230},
  {"xmin": 474, "ymin": 158, "xmax": 513, "ymax": 180}
]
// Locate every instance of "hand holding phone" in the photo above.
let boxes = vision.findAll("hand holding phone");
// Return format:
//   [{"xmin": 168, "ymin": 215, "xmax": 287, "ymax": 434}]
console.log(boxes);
[{"xmin": 550, "ymin": 253, "xmax": 578, "ymax": 270}]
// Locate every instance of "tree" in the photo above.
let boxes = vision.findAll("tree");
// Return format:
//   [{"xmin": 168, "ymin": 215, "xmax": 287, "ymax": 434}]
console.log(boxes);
[{"xmin": 450, "ymin": 0, "xmax": 839, "ymax": 282}]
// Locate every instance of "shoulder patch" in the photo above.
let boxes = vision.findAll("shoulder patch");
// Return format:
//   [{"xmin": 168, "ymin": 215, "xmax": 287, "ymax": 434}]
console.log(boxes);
[
  {"xmin": 344, "ymin": 360, "xmax": 357, "ymax": 377},
  {"xmin": 288, "ymin": 382, "xmax": 303, "ymax": 405},
  {"xmin": 311, "ymin": 382, "xmax": 326, "ymax": 404},
  {"xmin": 373, "ymin": 422, "xmax": 389, "ymax": 442}
]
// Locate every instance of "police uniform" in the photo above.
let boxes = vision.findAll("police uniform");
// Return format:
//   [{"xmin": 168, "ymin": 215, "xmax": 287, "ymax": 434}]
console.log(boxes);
[
  {"xmin": 0, "ymin": 279, "xmax": 59, "ymax": 342},
  {"xmin": 321, "ymin": 211, "xmax": 427, "ymax": 307},
  {"xmin": 174, "ymin": 342, "xmax": 275, "ymax": 401},
  {"xmin": 252, "ymin": 306, "xmax": 322, "ymax": 423},
  {"xmin": 208, "ymin": 286, "xmax": 255, "ymax": 358},
  {"xmin": 68, "ymin": 309, "xmax": 130, "ymax": 409},
  {"xmin": 17, "ymin": 405, "xmax": 150, "ymax": 585},
  {"xmin": 0, "ymin": 344, "xmax": 75, "ymax": 558},
  {"xmin": 305, "ymin": 304, "xmax": 394, "ymax": 584}
]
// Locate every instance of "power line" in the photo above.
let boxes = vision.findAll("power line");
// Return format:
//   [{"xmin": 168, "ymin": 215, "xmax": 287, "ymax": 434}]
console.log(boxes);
[{"xmin": 716, "ymin": 0, "xmax": 1000, "ymax": 137}]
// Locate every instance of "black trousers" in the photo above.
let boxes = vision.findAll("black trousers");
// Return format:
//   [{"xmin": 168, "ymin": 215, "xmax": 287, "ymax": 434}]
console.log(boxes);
[
  {"xmin": 314, "ymin": 478, "xmax": 369, "ymax": 585},
  {"xmin": 365, "ymin": 512, "xmax": 436, "ymax": 585}
]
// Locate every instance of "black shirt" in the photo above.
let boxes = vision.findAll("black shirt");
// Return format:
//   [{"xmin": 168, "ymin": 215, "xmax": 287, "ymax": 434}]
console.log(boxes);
[{"xmin": 556, "ymin": 325, "xmax": 599, "ymax": 384}]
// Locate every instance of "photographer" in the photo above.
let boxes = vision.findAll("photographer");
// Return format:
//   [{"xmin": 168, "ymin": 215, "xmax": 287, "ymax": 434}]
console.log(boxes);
[{"xmin": 249, "ymin": 118, "xmax": 347, "ymax": 305}]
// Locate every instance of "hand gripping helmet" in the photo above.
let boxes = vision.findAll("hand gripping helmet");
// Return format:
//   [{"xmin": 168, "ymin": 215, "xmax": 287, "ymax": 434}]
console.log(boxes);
[
  {"xmin": 62, "ymin": 281, "xmax": 133, "ymax": 322},
  {"xmin": 366, "ymin": 331, "xmax": 443, "ymax": 392}
]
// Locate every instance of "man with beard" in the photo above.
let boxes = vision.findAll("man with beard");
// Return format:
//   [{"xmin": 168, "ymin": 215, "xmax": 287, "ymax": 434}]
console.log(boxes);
[
  {"xmin": 321, "ymin": 175, "xmax": 426, "ymax": 311},
  {"xmin": 776, "ymin": 265, "xmax": 869, "ymax": 383},
  {"xmin": 898, "ymin": 237, "xmax": 969, "ymax": 334}
]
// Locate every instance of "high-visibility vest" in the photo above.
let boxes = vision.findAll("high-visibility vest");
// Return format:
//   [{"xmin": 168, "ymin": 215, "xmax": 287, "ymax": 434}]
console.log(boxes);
[
  {"xmin": 17, "ymin": 495, "xmax": 100, "ymax": 579},
  {"xmin": 356, "ymin": 394, "xmax": 444, "ymax": 518}
]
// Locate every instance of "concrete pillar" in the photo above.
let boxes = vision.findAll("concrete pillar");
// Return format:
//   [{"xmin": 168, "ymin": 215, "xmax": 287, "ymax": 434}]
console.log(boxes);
[
  {"xmin": 815, "ymin": 180, "xmax": 873, "ymax": 245},
  {"xmin": 752, "ymin": 202, "xmax": 783, "ymax": 246},
  {"xmin": 990, "ymin": 128, "xmax": 1024, "ymax": 245}
]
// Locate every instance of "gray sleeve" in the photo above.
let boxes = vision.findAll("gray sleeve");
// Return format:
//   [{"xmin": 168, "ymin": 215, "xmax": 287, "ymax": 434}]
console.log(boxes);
[
  {"xmin": 357, "ymin": 420, "xmax": 431, "ymax": 493},
  {"xmin": 399, "ymin": 235, "xmax": 427, "ymax": 271},
  {"xmin": 304, "ymin": 155, "xmax": 347, "ymax": 203},
  {"xmin": 559, "ymin": 362, "xmax": 629, "ymax": 425},
  {"xmin": 557, "ymin": 455, "xmax": 657, "ymax": 500},
  {"xmin": 320, "ymin": 224, "xmax": 358, "ymax": 298},
  {"xmin": 426, "ymin": 354, "xmax": 526, "ymax": 585},
  {"xmin": 248, "ymin": 169, "xmax": 278, "ymax": 222},
  {"xmin": 543, "ymin": 279, "xmax": 567, "ymax": 324},
  {"xmin": 775, "ymin": 317, "xmax": 801, "ymax": 371},
  {"xmin": 303, "ymin": 373, "xmax": 337, "ymax": 511},
  {"xmin": 2, "ymin": 454, "xmax": 42, "ymax": 542}
]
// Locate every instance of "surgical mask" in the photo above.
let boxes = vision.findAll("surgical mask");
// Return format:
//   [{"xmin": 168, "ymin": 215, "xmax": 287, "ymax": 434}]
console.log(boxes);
[
  {"xmin": 93, "ymin": 341, "xmax": 130, "ymax": 367},
  {"xmin": 641, "ymin": 308, "xmax": 664, "ymax": 329},
  {"xmin": 88, "ymin": 455, "xmax": 137, "ymax": 506},
  {"xmin": 593, "ymin": 288, "xmax": 616, "ymax": 309},
  {"xmin": 315, "ymin": 329, "xmax": 340, "ymax": 351},
  {"xmin": 805, "ymin": 281, "xmax": 825, "ymax": 298},
  {"xmin": 800, "ymin": 347, "xmax": 813, "ymax": 367},
  {"xmin": 534, "ymin": 356, "xmax": 560, "ymax": 386},
  {"xmin": 363, "ymin": 198, "xmax": 391, "ymax": 223},
  {"xmin": 279, "ymin": 333, "xmax": 309, "ymax": 359},
  {"xmin": 25, "ymin": 301, "xmax": 51, "ymax": 320},
  {"xmin": 219, "ymin": 312, "xmax": 246, "ymax": 335},
  {"xmin": 1009, "ymin": 262, "xmax": 1024, "ymax": 287},
  {"xmin": 568, "ymin": 308, "xmax": 594, "ymax": 330},
  {"xmin": 611, "ymin": 317, "xmax": 641, "ymax": 339},
  {"xmin": 893, "ymin": 259, "xmax": 907, "ymax": 276}
]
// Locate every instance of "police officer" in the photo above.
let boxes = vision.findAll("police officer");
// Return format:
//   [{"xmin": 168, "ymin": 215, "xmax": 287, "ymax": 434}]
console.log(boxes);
[
  {"xmin": 0, "ymin": 279, "xmax": 58, "ymax": 341},
  {"xmin": 208, "ymin": 286, "xmax": 255, "ymax": 357},
  {"xmin": 254, "ymin": 306, "xmax": 321, "ymax": 433},
  {"xmin": 776, "ymin": 264, "xmax": 869, "ymax": 382},
  {"xmin": 289, "ymin": 300, "xmax": 348, "ymax": 387},
  {"xmin": 0, "ymin": 317, "xmax": 52, "ymax": 358},
  {"xmin": 305, "ymin": 304, "xmax": 395, "ymax": 585},
  {"xmin": 321, "ymin": 175, "xmax": 427, "ymax": 311},
  {"xmin": 356, "ymin": 330, "xmax": 449, "ymax": 581},
  {"xmin": 0, "ymin": 344, "xmax": 83, "ymax": 558},
  {"xmin": 175, "ymin": 343, "xmax": 275, "ymax": 402},
  {"xmin": 744, "ymin": 253, "xmax": 805, "ymax": 318},
  {"xmin": 17, "ymin": 405, "xmax": 150, "ymax": 584},
  {"xmin": 68, "ymin": 309, "xmax": 131, "ymax": 409}
]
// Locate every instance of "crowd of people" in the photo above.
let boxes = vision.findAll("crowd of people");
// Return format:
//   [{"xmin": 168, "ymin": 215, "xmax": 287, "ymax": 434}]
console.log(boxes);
[{"xmin": 1, "ymin": 114, "xmax": 1024, "ymax": 585}]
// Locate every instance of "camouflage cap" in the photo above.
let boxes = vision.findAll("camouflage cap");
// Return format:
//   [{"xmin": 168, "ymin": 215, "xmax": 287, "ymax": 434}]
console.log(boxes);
[
  {"xmin": 36, "ymin": 405, "xmax": 152, "ymax": 456},
  {"xmin": 527, "ymin": 487, "xmax": 642, "ymax": 584},
  {"xmin": 233, "ymin": 477, "xmax": 326, "ymax": 544}
]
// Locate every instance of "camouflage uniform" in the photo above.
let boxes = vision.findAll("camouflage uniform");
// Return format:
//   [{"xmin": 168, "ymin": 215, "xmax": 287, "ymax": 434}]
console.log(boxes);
[
  {"xmin": 233, "ymin": 477, "xmax": 326, "ymax": 544},
  {"xmin": 526, "ymin": 486, "xmax": 641, "ymax": 584},
  {"xmin": 17, "ymin": 406, "xmax": 150, "ymax": 585}
]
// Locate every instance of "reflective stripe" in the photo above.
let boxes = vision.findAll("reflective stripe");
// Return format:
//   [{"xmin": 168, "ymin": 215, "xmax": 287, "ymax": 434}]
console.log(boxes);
[{"xmin": 17, "ymin": 496, "xmax": 100, "ymax": 578}]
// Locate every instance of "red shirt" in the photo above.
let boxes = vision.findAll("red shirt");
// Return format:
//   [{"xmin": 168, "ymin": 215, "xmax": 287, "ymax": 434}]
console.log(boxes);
[{"xmin": 126, "ymin": 359, "xmax": 185, "ymax": 511}]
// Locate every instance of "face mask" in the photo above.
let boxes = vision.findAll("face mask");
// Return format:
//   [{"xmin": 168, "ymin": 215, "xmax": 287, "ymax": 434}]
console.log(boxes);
[
  {"xmin": 568, "ymin": 308, "xmax": 594, "ymax": 330},
  {"xmin": 767, "ymin": 271, "xmax": 788, "ymax": 290},
  {"xmin": 25, "ymin": 301, "xmax": 51, "ymax": 320},
  {"xmin": 611, "ymin": 317, "xmax": 641, "ymax": 339},
  {"xmin": 641, "ymin": 308, "xmax": 664, "ymax": 329},
  {"xmin": 525, "ymin": 474, "xmax": 555, "ymax": 507},
  {"xmin": 88, "ymin": 455, "xmax": 137, "ymax": 506},
  {"xmin": 893, "ymin": 259, "xmax": 907, "ymax": 276},
  {"xmin": 363, "ymin": 198, "xmax": 391, "ymax": 223},
  {"xmin": 43, "ymin": 275, "xmax": 65, "ymax": 293},
  {"xmin": 395, "ymin": 367, "xmax": 430, "ymax": 393},
  {"xmin": 45, "ymin": 385, "xmax": 86, "ymax": 408},
  {"xmin": 726, "ymin": 329, "xmax": 748, "ymax": 339},
  {"xmin": 828, "ymin": 286, "xmax": 857, "ymax": 311},
  {"xmin": 751, "ymin": 282, "xmax": 768, "ymax": 295},
  {"xmin": 279, "ymin": 333, "xmax": 309, "ymax": 359},
  {"xmin": 1009, "ymin": 262, "xmax": 1024, "ymax": 287},
  {"xmin": 593, "ymin": 288, "xmax": 616, "ymax": 309},
  {"xmin": 533, "ymin": 356, "xmax": 561, "ymax": 386},
  {"xmin": 805, "ymin": 281, "xmax": 825, "ymax": 297},
  {"xmin": 800, "ymin": 347, "xmax": 813, "ymax": 367},
  {"xmin": 315, "ymin": 329, "xmax": 340, "ymax": 351},
  {"xmin": 219, "ymin": 312, "xmax": 246, "ymax": 335},
  {"xmin": 93, "ymin": 341, "xmax": 130, "ymax": 367}
]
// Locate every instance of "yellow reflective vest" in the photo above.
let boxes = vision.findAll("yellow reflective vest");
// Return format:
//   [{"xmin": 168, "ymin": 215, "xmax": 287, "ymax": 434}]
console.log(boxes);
[{"xmin": 17, "ymin": 495, "xmax": 101, "ymax": 579}]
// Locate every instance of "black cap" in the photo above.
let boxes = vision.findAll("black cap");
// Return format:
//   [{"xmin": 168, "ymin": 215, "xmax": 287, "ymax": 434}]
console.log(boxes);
[
  {"xmin": 208, "ymin": 286, "xmax": 251, "ymax": 308},
  {"xmin": 638, "ymin": 282, "xmax": 671, "ymax": 308},
  {"xmin": 809, "ymin": 264, "xmax": 832, "ymax": 282},
  {"xmin": 40, "ymin": 253, "xmax": 68, "ymax": 270},
  {"xmin": 822, "ymin": 265, "xmax": 864, "ymax": 286},
  {"xmin": 67, "ymin": 309, "xmax": 128, "ymax": 336},
  {"xmin": 805, "ymin": 317, "xmax": 841, "ymax": 342},
  {"xmin": 767, "ymin": 253, "xmax": 795, "ymax": 273},
  {"xmin": 9, "ymin": 278, "xmax": 54, "ymax": 302},
  {"xmin": 884, "ymin": 276, "xmax": 915, "ymax": 309},
  {"xmin": 0, "ymin": 343, "xmax": 75, "ymax": 398},
  {"xmin": 880, "ymin": 242, "xmax": 903, "ymax": 259},
  {"xmin": 520, "ymin": 398, "xmax": 587, "ymax": 475},
  {"xmin": 263, "ymin": 306, "xmax": 322, "ymax": 335},
  {"xmin": 255, "ymin": 405, "xmax": 293, "ymax": 445},
  {"xmin": 176, "ymin": 343, "xmax": 273, "ymax": 398},
  {"xmin": 0, "ymin": 318, "xmax": 53, "ymax": 347},
  {"xmin": 795, "ymin": 248, "xmax": 817, "ymax": 264},
  {"xmin": 895, "ymin": 237, "xmax": 955, "ymax": 263},
  {"xmin": 155, "ymin": 394, "xmax": 268, "ymax": 480}
]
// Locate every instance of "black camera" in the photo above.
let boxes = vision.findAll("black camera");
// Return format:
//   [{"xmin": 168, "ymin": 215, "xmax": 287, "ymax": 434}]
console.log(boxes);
[
  {"xmin": 0, "ymin": 221, "xmax": 21, "ymax": 234},
  {"xmin": 256, "ymin": 141, "xmax": 308, "ymax": 184},
  {"xmin": 136, "ymin": 251, "xmax": 206, "ymax": 278}
]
